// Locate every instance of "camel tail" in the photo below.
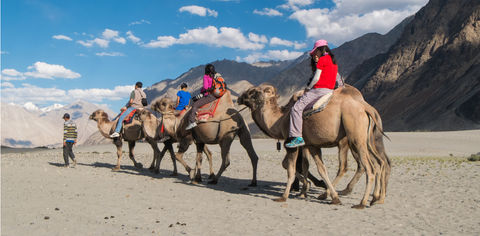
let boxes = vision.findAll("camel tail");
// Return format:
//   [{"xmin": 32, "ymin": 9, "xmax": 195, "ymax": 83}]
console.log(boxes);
[
  {"xmin": 362, "ymin": 101, "xmax": 390, "ymax": 141},
  {"xmin": 365, "ymin": 109, "xmax": 391, "ymax": 167}
]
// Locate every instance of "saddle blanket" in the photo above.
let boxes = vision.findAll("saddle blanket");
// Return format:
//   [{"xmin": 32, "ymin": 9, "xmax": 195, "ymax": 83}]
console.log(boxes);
[
  {"xmin": 197, "ymin": 98, "xmax": 221, "ymax": 122},
  {"xmin": 302, "ymin": 91, "xmax": 333, "ymax": 118},
  {"xmin": 122, "ymin": 109, "xmax": 137, "ymax": 125}
]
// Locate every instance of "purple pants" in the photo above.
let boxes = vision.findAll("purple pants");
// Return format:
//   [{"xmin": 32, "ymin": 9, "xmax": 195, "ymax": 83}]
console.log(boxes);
[{"xmin": 289, "ymin": 88, "xmax": 333, "ymax": 137}]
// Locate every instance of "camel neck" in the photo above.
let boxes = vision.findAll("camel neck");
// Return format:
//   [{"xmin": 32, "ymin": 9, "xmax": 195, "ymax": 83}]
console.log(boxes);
[
  {"xmin": 97, "ymin": 118, "xmax": 115, "ymax": 137},
  {"xmin": 252, "ymin": 101, "xmax": 288, "ymax": 140}
]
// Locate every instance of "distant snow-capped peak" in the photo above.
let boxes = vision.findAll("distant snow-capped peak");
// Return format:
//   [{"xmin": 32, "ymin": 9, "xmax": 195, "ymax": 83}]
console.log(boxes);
[
  {"xmin": 23, "ymin": 102, "xmax": 40, "ymax": 111},
  {"xmin": 40, "ymin": 104, "xmax": 64, "ymax": 112}
]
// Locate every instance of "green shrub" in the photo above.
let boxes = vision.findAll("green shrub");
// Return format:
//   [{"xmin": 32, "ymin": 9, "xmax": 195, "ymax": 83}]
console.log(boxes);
[{"xmin": 467, "ymin": 154, "xmax": 480, "ymax": 162}]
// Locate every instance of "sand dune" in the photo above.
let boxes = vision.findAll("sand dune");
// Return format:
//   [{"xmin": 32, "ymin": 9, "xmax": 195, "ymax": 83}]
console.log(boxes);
[{"xmin": 2, "ymin": 130, "xmax": 479, "ymax": 235}]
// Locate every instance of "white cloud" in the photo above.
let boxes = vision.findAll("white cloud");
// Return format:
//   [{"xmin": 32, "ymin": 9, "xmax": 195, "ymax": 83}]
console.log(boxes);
[
  {"xmin": 289, "ymin": 0, "xmax": 428, "ymax": 46},
  {"xmin": 144, "ymin": 26, "xmax": 264, "ymax": 50},
  {"xmin": 77, "ymin": 28, "xmax": 128, "ymax": 48},
  {"xmin": 129, "ymin": 19, "xmax": 151, "ymax": 26},
  {"xmin": 95, "ymin": 52, "xmax": 125, "ymax": 57},
  {"xmin": 126, "ymin": 31, "xmax": 141, "ymax": 44},
  {"xmin": 77, "ymin": 40, "xmax": 94, "ymax": 47},
  {"xmin": 93, "ymin": 38, "xmax": 110, "ymax": 48},
  {"xmin": 102, "ymin": 29, "xmax": 119, "ymax": 39},
  {"xmin": 248, "ymin": 33, "xmax": 268, "ymax": 44},
  {"xmin": 179, "ymin": 5, "xmax": 218, "ymax": 17},
  {"xmin": 24, "ymin": 62, "xmax": 81, "ymax": 79},
  {"xmin": 1, "ymin": 82, "xmax": 14, "ymax": 88},
  {"xmin": 253, "ymin": 8, "xmax": 283, "ymax": 16},
  {"xmin": 2, "ymin": 69, "xmax": 23, "ymax": 77},
  {"xmin": 1, "ymin": 84, "xmax": 133, "ymax": 105},
  {"xmin": 52, "ymin": 35, "xmax": 73, "ymax": 41},
  {"xmin": 240, "ymin": 50, "xmax": 303, "ymax": 63},
  {"xmin": 280, "ymin": 0, "xmax": 314, "ymax": 11},
  {"xmin": 269, "ymin": 37, "xmax": 307, "ymax": 49}
]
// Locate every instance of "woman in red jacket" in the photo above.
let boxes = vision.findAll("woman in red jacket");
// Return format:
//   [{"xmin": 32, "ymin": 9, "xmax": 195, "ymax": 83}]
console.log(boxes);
[{"xmin": 285, "ymin": 39, "xmax": 338, "ymax": 148}]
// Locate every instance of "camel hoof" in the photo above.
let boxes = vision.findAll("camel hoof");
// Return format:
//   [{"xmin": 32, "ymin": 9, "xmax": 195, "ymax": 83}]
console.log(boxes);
[
  {"xmin": 330, "ymin": 198, "xmax": 342, "ymax": 205},
  {"xmin": 112, "ymin": 167, "xmax": 120, "ymax": 171},
  {"xmin": 352, "ymin": 204, "xmax": 366, "ymax": 209},
  {"xmin": 338, "ymin": 189, "xmax": 352, "ymax": 196},
  {"xmin": 317, "ymin": 192, "xmax": 328, "ymax": 200},
  {"xmin": 248, "ymin": 182, "xmax": 257, "ymax": 187},
  {"xmin": 188, "ymin": 170, "xmax": 196, "ymax": 180},
  {"xmin": 208, "ymin": 174, "xmax": 215, "ymax": 180},
  {"xmin": 154, "ymin": 169, "xmax": 160, "ymax": 175},
  {"xmin": 273, "ymin": 197, "xmax": 287, "ymax": 202},
  {"xmin": 298, "ymin": 194, "xmax": 307, "ymax": 199},
  {"xmin": 208, "ymin": 179, "xmax": 218, "ymax": 185},
  {"xmin": 194, "ymin": 177, "xmax": 202, "ymax": 183},
  {"xmin": 148, "ymin": 166, "xmax": 155, "ymax": 171},
  {"xmin": 170, "ymin": 172, "xmax": 178, "ymax": 176},
  {"xmin": 135, "ymin": 163, "xmax": 143, "ymax": 169},
  {"xmin": 370, "ymin": 199, "xmax": 384, "ymax": 206}
]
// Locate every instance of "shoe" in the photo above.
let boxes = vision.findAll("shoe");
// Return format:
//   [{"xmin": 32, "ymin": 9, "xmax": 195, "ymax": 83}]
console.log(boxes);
[
  {"xmin": 285, "ymin": 137, "xmax": 305, "ymax": 148},
  {"xmin": 72, "ymin": 160, "xmax": 77, "ymax": 167},
  {"xmin": 110, "ymin": 132, "xmax": 120, "ymax": 138},
  {"xmin": 185, "ymin": 122, "xmax": 197, "ymax": 130},
  {"xmin": 159, "ymin": 135, "xmax": 171, "ymax": 142}
]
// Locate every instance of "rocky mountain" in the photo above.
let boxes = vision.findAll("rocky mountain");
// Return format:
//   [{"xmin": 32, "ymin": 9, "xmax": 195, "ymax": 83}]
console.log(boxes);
[
  {"xmin": 346, "ymin": 0, "xmax": 480, "ymax": 131},
  {"xmin": 1, "ymin": 101, "xmax": 114, "ymax": 148}
]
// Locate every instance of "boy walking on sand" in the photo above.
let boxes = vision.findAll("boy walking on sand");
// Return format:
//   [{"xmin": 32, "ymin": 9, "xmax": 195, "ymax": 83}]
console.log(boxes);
[{"xmin": 63, "ymin": 113, "xmax": 77, "ymax": 167}]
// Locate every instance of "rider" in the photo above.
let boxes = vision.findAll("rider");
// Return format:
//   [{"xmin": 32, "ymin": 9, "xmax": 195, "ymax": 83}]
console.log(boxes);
[
  {"xmin": 185, "ymin": 64, "xmax": 219, "ymax": 130},
  {"xmin": 110, "ymin": 82, "xmax": 147, "ymax": 138},
  {"xmin": 176, "ymin": 82, "xmax": 191, "ymax": 113},
  {"xmin": 285, "ymin": 39, "xmax": 338, "ymax": 148}
]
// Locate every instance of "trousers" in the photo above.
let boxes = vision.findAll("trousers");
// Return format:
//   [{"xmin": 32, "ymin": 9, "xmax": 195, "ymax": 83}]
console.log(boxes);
[
  {"xmin": 188, "ymin": 94, "xmax": 217, "ymax": 123},
  {"xmin": 115, "ymin": 107, "xmax": 136, "ymax": 133},
  {"xmin": 289, "ymin": 88, "xmax": 333, "ymax": 137},
  {"xmin": 63, "ymin": 142, "xmax": 75, "ymax": 165}
]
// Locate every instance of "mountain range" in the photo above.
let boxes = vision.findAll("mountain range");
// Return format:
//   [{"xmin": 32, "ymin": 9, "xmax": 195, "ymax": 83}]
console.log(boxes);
[{"xmin": 1, "ymin": 101, "xmax": 114, "ymax": 148}]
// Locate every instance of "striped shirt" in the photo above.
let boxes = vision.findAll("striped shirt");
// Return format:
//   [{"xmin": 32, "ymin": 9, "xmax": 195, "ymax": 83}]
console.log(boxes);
[{"xmin": 63, "ymin": 120, "xmax": 78, "ymax": 143}]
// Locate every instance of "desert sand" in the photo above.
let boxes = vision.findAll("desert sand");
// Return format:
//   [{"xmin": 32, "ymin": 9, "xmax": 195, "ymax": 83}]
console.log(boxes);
[{"xmin": 2, "ymin": 130, "xmax": 480, "ymax": 235}]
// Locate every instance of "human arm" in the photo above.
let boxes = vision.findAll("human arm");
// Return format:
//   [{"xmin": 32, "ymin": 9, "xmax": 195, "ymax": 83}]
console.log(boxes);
[
  {"xmin": 124, "ymin": 91, "xmax": 135, "ymax": 109},
  {"xmin": 307, "ymin": 69, "xmax": 322, "ymax": 89}
]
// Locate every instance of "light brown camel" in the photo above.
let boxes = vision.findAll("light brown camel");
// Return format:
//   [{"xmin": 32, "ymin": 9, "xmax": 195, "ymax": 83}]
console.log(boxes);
[
  {"xmin": 238, "ymin": 84, "xmax": 389, "ymax": 208},
  {"xmin": 89, "ymin": 109, "xmax": 155, "ymax": 171},
  {"xmin": 151, "ymin": 91, "xmax": 259, "ymax": 186},
  {"xmin": 137, "ymin": 108, "xmax": 215, "ymax": 181}
]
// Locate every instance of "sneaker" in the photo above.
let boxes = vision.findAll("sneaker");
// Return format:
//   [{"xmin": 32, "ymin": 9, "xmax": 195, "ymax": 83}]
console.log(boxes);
[
  {"xmin": 185, "ymin": 122, "xmax": 197, "ymax": 130},
  {"xmin": 159, "ymin": 135, "xmax": 171, "ymax": 142},
  {"xmin": 72, "ymin": 159, "xmax": 77, "ymax": 167},
  {"xmin": 110, "ymin": 132, "xmax": 120, "ymax": 138},
  {"xmin": 285, "ymin": 137, "xmax": 305, "ymax": 148}
]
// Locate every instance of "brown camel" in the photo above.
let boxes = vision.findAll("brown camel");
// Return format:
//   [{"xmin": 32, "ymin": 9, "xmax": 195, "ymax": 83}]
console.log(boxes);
[
  {"xmin": 151, "ymin": 91, "xmax": 259, "ymax": 186},
  {"xmin": 238, "ymin": 84, "xmax": 389, "ymax": 208},
  {"xmin": 137, "ymin": 108, "xmax": 215, "ymax": 181},
  {"xmin": 89, "ymin": 109, "xmax": 155, "ymax": 171}
]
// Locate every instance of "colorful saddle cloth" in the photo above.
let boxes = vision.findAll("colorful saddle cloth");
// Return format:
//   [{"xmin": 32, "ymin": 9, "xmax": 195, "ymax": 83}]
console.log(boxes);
[
  {"xmin": 122, "ymin": 109, "xmax": 137, "ymax": 125},
  {"xmin": 302, "ymin": 91, "xmax": 333, "ymax": 118},
  {"xmin": 196, "ymin": 98, "xmax": 221, "ymax": 122}
]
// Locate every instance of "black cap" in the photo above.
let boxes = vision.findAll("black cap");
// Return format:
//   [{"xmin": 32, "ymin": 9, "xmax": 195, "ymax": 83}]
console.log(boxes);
[{"xmin": 62, "ymin": 113, "xmax": 70, "ymax": 119}]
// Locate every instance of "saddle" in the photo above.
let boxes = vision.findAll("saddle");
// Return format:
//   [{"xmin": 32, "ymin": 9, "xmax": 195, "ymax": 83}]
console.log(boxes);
[
  {"xmin": 302, "ymin": 91, "xmax": 333, "ymax": 118},
  {"xmin": 196, "ymin": 97, "xmax": 221, "ymax": 122}
]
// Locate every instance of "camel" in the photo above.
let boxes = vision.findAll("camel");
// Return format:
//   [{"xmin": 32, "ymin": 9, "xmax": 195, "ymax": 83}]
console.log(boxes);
[
  {"xmin": 151, "ymin": 91, "xmax": 259, "ymax": 186},
  {"xmin": 136, "ymin": 108, "xmax": 216, "ymax": 181},
  {"xmin": 238, "ymin": 84, "xmax": 389, "ymax": 208},
  {"xmin": 89, "ymin": 109, "xmax": 156, "ymax": 171}
]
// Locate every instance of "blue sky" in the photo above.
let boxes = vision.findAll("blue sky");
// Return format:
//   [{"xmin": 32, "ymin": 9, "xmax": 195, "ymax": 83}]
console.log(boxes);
[{"xmin": 1, "ymin": 0, "xmax": 428, "ymax": 110}]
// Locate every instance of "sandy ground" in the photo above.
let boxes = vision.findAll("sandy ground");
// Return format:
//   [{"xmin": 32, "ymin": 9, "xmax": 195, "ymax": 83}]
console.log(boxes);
[{"xmin": 2, "ymin": 130, "xmax": 480, "ymax": 235}]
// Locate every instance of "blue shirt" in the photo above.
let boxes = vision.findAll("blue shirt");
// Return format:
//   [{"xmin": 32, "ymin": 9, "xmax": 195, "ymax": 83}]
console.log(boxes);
[{"xmin": 176, "ymin": 90, "xmax": 191, "ymax": 110}]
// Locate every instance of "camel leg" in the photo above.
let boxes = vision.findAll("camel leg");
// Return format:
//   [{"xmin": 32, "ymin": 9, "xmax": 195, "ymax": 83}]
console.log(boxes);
[
  {"xmin": 209, "ymin": 138, "xmax": 234, "ymax": 185},
  {"xmin": 298, "ymin": 147, "xmax": 311, "ymax": 199},
  {"xmin": 350, "ymin": 143, "xmax": 375, "ymax": 209},
  {"xmin": 193, "ymin": 143, "xmax": 205, "ymax": 183},
  {"xmin": 147, "ymin": 138, "xmax": 161, "ymax": 174},
  {"xmin": 273, "ymin": 148, "xmax": 298, "ymax": 202},
  {"xmin": 128, "ymin": 141, "xmax": 143, "ymax": 169},
  {"xmin": 203, "ymin": 146, "xmax": 215, "ymax": 180},
  {"xmin": 167, "ymin": 142, "xmax": 178, "ymax": 176},
  {"xmin": 237, "ymin": 126, "xmax": 259, "ymax": 187},
  {"xmin": 375, "ymin": 131, "xmax": 390, "ymax": 204},
  {"xmin": 151, "ymin": 144, "xmax": 168, "ymax": 174},
  {"xmin": 308, "ymin": 147, "xmax": 341, "ymax": 205},
  {"xmin": 174, "ymin": 139, "xmax": 194, "ymax": 179},
  {"xmin": 339, "ymin": 153, "xmax": 364, "ymax": 195},
  {"xmin": 113, "ymin": 140, "xmax": 123, "ymax": 171},
  {"xmin": 319, "ymin": 139, "xmax": 349, "ymax": 199}
]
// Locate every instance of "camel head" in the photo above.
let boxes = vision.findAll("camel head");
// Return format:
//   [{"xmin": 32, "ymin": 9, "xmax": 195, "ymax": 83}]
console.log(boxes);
[
  {"xmin": 151, "ymin": 97, "xmax": 175, "ymax": 114},
  {"xmin": 238, "ymin": 83, "xmax": 278, "ymax": 110},
  {"xmin": 137, "ymin": 109, "xmax": 153, "ymax": 122},
  {"xmin": 89, "ymin": 109, "xmax": 109, "ymax": 122}
]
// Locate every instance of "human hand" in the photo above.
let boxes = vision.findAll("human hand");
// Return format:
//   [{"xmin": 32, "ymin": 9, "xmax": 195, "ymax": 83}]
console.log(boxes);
[
  {"xmin": 63, "ymin": 142, "xmax": 66, "ymax": 147},
  {"xmin": 120, "ymin": 107, "xmax": 127, "ymax": 112}
]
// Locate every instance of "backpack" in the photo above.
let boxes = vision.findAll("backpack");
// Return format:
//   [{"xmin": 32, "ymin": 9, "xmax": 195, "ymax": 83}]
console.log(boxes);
[{"xmin": 211, "ymin": 73, "xmax": 227, "ymax": 98}]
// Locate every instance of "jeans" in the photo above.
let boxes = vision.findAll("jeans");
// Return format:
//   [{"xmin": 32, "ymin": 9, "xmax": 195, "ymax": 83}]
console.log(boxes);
[
  {"xmin": 63, "ymin": 142, "xmax": 75, "ymax": 165},
  {"xmin": 289, "ymin": 88, "xmax": 333, "ymax": 137},
  {"xmin": 115, "ymin": 107, "xmax": 136, "ymax": 133}
]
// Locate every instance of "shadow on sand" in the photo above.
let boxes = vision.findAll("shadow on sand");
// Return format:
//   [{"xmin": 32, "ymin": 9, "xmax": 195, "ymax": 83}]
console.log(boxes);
[{"xmin": 49, "ymin": 160, "xmax": 332, "ymax": 204}]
